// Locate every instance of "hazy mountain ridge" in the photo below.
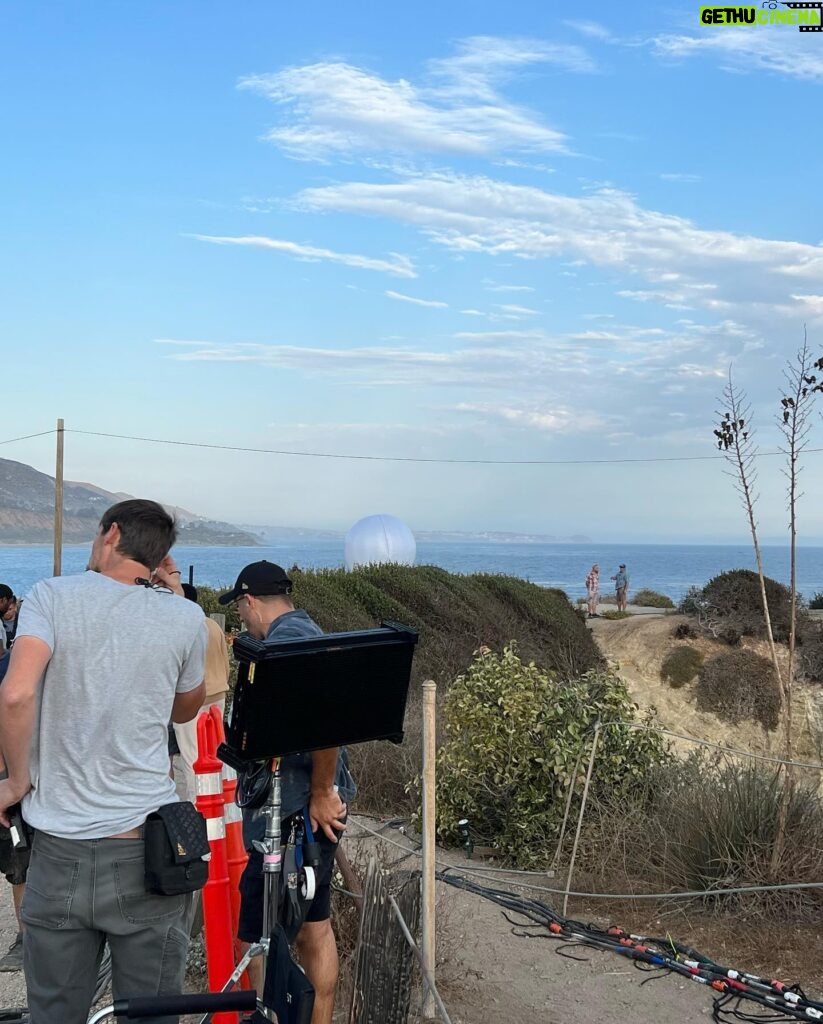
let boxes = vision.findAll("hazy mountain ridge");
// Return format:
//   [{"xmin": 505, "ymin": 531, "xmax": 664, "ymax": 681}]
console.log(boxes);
[
  {"xmin": 243, "ymin": 523, "xmax": 591, "ymax": 544},
  {"xmin": 0, "ymin": 458, "xmax": 259, "ymax": 546}
]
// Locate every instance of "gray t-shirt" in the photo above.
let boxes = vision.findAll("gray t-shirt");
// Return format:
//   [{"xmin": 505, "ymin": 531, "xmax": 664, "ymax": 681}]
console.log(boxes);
[{"xmin": 18, "ymin": 571, "xmax": 207, "ymax": 840}]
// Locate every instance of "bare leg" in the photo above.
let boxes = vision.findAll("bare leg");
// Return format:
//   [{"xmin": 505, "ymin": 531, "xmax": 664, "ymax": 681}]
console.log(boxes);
[
  {"xmin": 240, "ymin": 940, "xmax": 264, "ymax": 994},
  {"xmin": 296, "ymin": 919, "xmax": 338, "ymax": 1024}
]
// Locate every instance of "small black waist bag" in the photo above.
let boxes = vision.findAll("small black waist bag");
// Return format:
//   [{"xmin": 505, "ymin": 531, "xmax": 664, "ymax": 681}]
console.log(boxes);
[{"xmin": 144, "ymin": 801, "xmax": 210, "ymax": 896}]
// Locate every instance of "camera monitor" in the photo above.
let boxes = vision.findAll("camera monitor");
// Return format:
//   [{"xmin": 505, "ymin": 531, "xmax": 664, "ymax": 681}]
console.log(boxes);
[{"xmin": 223, "ymin": 621, "xmax": 419, "ymax": 761}]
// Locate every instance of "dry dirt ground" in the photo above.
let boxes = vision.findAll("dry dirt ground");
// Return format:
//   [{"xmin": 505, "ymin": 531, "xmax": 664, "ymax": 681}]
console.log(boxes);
[{"xmin": 2, "ymin": 614, "xmax": 822, "ymax": 1022}]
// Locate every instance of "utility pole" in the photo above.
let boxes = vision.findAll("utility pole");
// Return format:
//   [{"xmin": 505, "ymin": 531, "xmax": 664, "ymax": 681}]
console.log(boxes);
[{"xmin": 53, "ymin": 418, "xmax": 65, "ymax": 577}]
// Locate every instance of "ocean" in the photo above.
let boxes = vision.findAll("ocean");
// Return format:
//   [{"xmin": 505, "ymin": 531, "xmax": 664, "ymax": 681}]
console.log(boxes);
[{"xmin": 1, "ymin": 540, "xmax": 822, "ymax": 605}]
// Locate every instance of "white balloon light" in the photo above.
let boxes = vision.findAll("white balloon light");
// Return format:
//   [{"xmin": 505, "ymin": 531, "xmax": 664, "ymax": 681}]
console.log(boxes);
[{"xmin": 344, "ymin": 514, "xmax": 417, "ymax": 571}]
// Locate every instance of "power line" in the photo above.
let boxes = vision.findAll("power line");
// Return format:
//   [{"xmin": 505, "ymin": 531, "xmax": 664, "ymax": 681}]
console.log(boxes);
[
  {"xmin": 0, "ymin": 430, "xmax": 56, "ymax": 447},
  {"xmin": 65, "ymin": 427, "xmax": 823, "ymax": 468}
]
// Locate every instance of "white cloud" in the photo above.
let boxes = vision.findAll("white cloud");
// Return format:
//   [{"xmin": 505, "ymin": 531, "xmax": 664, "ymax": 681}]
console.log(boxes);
[
  {"xmin": 483, "ymin": 281, "xmax": 535, "ymax": 292},
  {"xmin": 651, "ymin": 29, "xmax": 823, "ymax": 82},
  {"xmin": 659, "ymin": 172, "xmax": 702, "ymax": 183},
  {"xmin": 564, "ymin": 20, "xmax": 613, "ymax": 41},
  {"xmin": 496, "ymin": 303, "xmax": 541, "ymax": 316},
  {"xmin": 238, "ymin": 37, "xmax": 594, "ymax": 161},
  {"xmin": 455, "ymin": 401, "xmax": 607, "ymax": 433},
  {"xmin": 791, "ymin": 294, "xmax": 823, "ymax": 316},
  {"xmin": 385, "ymin": 289, "xmax": 448, "ymax": 308},
  {"xmin": 460, "ymin": 309, "xmax": 486, "ymax": 316},
  {"xmin": 190, "ymin": 233, "xmax": 416, "ymax": 278},
  {"xmin": 296, "ymin": 173, "xmax": 823, "ymax": 323}
]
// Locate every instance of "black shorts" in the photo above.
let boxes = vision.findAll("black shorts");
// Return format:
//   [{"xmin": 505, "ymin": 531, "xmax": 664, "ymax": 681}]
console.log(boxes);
[
  {"xmin": 237, "ymin": 822, "xmax": 339, "ymax": 943},
  {"xmin": 0, "ymin": 826, "xmax": 29, "ymax": 885}
]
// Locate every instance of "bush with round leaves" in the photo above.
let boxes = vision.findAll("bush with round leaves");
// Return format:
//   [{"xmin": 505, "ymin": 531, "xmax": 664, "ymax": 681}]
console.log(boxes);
[
  {"xmin": 696, "ymin": 649, "xmax": 780, "ymax": 731},
  {"xmin": 433, "ymin": 644, "xmax": 670, "ymax": 867}
]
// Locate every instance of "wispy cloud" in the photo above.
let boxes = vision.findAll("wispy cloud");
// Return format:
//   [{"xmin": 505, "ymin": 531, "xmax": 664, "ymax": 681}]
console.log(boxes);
[
  {"xmin": 659, "ymin": 172, "xmax": 702, "ymax": 183},
  {"xmin": 455, "ymin": 401, "xmax": 608, "ymax": 433},
  {"xmin": 155, "ymin": 319, "xmax": 745, "ymax": 403},
  {"xmin": 238, "ymin": 36, "xmax": 595, "ymax": 161},
  {"xmin": 564, "ymin": 20, "xmax": 613, "ymax": 41},
  {"xmin": 385, "ymin": 289, "xmax": 448, "ymax": 308},
  {"xmin": 483, "ymin": 281, "xmax": 535, "ymax": 292},
  {"xmin": 190, "ymin": 233, "xmax": 416, "ymax": 278},
  {"xmin": 496, "ymin": 303, "xmax": 540, "ymax": 316},
  {"xmin": 651, "ymin": 29, "xmax": 823, "ymax": 82},
  {"xmin": 297, "ymin": 173, "xmax": 823, "ymax": 324}
]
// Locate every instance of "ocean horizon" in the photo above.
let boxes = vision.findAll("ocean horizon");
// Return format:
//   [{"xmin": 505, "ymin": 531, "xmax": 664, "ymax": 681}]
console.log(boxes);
[{"xmin": 1, "ymin": 539, "xmax": 822, "ymax": 606}]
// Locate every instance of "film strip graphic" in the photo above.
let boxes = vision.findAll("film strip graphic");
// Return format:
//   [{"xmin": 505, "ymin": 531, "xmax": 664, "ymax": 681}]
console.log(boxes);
[{"xmin": 780, "ymin": 1, "xmax": 823, "ymax": 31}]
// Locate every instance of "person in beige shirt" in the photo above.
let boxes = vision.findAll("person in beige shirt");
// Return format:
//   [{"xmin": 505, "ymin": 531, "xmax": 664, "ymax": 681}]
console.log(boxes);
[{"xmin": 172, "ymin": 582, "xmax": 230, "ymax": 801}]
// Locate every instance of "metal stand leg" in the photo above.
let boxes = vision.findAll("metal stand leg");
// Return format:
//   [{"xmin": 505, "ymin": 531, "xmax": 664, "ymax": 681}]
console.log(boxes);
[{"xmin": 196, "ymin": 758, "xmax": 282, "ymax": 1024}]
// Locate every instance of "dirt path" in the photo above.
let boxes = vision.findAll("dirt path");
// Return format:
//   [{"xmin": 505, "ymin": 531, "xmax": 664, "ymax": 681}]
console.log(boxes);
[
  {"xmin": 345, "ymin": 824, "xmax": 725, "ymax": 1024},
  {"xmin": 589, "ymin": 613, "xmax": 822, "ymax": 763}
]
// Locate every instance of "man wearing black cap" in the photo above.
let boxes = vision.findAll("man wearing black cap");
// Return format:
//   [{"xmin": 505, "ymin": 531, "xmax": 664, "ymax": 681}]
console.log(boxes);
[{"xmin": 219, "ymin": 561, "xmax": 355, "ymax": 1024}]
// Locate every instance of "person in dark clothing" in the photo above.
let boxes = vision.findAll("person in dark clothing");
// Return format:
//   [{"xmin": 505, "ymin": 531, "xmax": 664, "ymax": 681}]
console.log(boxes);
[{"xmin": 219, "ymin": 561, "xmax": 355, "ymax": 1024}]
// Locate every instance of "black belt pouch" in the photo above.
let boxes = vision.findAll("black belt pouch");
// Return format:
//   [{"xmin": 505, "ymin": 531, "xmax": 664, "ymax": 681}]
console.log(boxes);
[{"xmin": 144, "ymin": 801, "xmax": 210, "ymax": 895}]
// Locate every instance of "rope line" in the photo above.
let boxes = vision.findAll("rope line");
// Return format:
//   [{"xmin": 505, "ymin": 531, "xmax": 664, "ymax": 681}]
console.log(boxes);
[
  {"xmin": 618, "ymin": 721, "xmax": 823, "ymax": 772},
  {"xmin": 347, "ymin": 816, "xmax": 823, "ymax": 900}
]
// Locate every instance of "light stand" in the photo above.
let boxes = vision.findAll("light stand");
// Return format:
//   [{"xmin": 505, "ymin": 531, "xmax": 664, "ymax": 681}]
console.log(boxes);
[{"xmin": 209, "ymin": 621, "xmax": 419, "ymax": 1024}]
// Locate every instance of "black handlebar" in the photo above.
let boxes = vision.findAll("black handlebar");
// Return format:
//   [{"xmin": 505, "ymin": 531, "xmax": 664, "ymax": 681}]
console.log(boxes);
[{"xmin": 112, "ymin": 990, "xmax": 257, "ymax": 1018}]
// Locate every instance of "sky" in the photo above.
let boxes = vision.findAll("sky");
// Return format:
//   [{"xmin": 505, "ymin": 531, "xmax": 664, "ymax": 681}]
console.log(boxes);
[{"xmin": 2, "ymin": 1, "xmax": 823, "ymax": 543}]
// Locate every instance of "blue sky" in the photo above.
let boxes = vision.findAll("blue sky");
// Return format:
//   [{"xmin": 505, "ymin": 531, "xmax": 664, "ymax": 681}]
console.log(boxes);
[{"xmin": 2, "ymin": 1, "xmax": 823, "ymax": 543}]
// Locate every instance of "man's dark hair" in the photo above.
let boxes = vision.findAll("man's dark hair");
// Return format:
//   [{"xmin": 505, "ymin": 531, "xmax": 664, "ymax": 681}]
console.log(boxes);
[{"xmin": 99, "ymin": 499, "xmax": 177, "ymax": 570}]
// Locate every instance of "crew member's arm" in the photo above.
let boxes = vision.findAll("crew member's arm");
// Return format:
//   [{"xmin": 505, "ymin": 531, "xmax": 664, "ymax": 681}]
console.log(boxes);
[
  {"xmin": 171, "ymin": 681, "xmax": 206, "ymax": 723},
  {"xmin": 0, "ymin": 636, "xmax": 52, "ymax": 824},
  {"xmin": 309, "ymin": 747, "xmax": 347, "ymax": 842},
  {"xmin": 171, "ymin": 617, "xmax": 208, "ymax": 723}
]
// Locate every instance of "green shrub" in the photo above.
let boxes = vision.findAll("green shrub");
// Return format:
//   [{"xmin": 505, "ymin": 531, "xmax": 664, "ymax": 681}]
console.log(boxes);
[
  {"xmin": 601, "ymin": 609, "xmax": 631, "ymax": 620},
  {"xmin": 696, "ymin": 649, "xmax": 780, "ymax": 730},
  {"xmin": 632, "ymin": 589, "xmax": 675, "ymax": 609},
  {"xmin": 433, "ymin": 645, "xmax": 670, "ymax": 867},
  {"xmin": 810, "ymin": 592, "xmax": 823, "ymax": 610},
  {"xmin": 660, "ymin": 646, "xmax": 704, "ymax": 688},
  {"xmin": 197, "ymin": 585, "xmax": 241, "ymax": 632},
  {"xmin": 799, "ymin": 619, "xmax": 823, "ymax": 683},
  {"xmin": 225, "ymin": 565, "xmax": 602, "ymax": 814},
  {"xmin": 694, "ymin": 569, "xmax": 795, "ymax": 642}
]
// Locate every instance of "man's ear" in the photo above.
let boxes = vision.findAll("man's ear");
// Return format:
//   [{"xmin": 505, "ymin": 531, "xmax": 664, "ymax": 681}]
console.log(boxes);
[{"xmin": 103, "ymin": 523, "xmax": 121, "ymax": 548}]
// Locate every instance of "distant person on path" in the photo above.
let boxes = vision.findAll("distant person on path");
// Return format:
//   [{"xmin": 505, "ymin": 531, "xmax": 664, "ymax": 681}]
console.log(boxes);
[
  {"xmin": 172, "ymin": 582, "xmax": 230, "ymax": 802},
  {"xmin": 612, "ymin": 563, "xmax": 629, "ymax": 611},
  {"xmin": 585, "ymin": 564, "xmax": 600, "ymax": 618}
]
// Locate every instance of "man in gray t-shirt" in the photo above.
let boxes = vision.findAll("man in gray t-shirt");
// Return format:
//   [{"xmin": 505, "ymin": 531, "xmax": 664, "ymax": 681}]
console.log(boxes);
[{"xmin": 0, "ymin": 499, "xmax": 206, "ymax": 1024}]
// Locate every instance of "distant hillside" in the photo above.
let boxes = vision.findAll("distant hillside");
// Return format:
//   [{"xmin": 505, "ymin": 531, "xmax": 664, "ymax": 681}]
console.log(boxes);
[{"xmin": 0, "ymin": 458, "xmax": 259, "ymax": 546}]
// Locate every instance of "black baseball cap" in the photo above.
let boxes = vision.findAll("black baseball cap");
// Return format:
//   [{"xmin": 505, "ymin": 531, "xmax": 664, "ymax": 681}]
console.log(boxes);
[
  {"xmin": 218, "ymin": 561, "xmax": 293, "ymax": 604},
  {"xmin": 619, "ymin": 563, "xmax": 626, "ymax": 568}
]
